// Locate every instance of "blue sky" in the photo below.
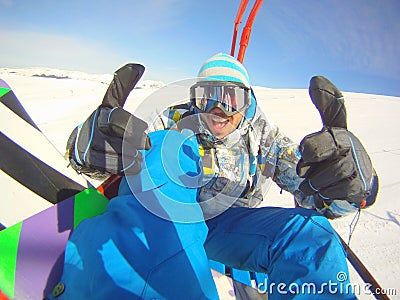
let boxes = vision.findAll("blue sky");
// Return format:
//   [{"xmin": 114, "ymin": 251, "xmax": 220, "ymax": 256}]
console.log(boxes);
[{"xmin": 0, "ymin": 0, "xmax": 399, "ymax": 96}]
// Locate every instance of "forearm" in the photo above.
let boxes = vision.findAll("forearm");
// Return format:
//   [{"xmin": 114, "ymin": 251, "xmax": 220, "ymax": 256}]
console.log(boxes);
[{"xmin": 262, "ymin": 130, "xmax": 357, "ymax": 218}]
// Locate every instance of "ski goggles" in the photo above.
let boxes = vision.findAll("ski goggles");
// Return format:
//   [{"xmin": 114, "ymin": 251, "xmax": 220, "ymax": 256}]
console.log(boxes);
[{"xmin": 190, "ymin": 81, "xmax": 251, "ymax": 116}]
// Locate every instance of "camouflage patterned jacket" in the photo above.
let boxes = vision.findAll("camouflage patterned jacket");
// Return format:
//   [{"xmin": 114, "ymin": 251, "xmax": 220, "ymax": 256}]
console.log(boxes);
[{"xmin": 148, "ymin": 102, "xmax": 311, "ymax": 218}]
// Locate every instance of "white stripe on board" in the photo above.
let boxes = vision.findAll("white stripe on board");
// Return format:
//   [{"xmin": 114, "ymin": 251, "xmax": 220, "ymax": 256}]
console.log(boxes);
[
  {"xmin": 0, "ymin": 170, "xmax": 53, "ymax": 227},
  {"xmin": 0, "ymin": 102, "xmax": 88, "ymax": 187}
]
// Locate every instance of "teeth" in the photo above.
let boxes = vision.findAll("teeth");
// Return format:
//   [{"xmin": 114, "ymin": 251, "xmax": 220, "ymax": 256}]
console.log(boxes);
[
  {"xmin": 214, "ymin": 122, "xmax": 227, "ymax": 129},
  {"xmin": 211, "ymin": 116, "xmax": 229, "ymax": 130},
  {"xmin": 210, "ymin": 115, "xmax": 228, "ymax": 123}
]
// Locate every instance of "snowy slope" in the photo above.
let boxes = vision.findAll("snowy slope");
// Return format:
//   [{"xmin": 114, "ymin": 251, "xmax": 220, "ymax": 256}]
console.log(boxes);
[
  {"xmin": 253, "ymin": 86, "xmax": 400, "ymax": 299},
  {"xmin": 1, "ymin": 68, "xmax": 399, "ymax": 299}
]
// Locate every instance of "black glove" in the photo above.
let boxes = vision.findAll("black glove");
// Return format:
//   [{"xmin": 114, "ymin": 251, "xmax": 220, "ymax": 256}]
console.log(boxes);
[
  {"xmin": 66, "ymin": 63, "xmax": 151, "ymax": 180},
  {"xmin": 296, "ymin": 76, "xmax": 378, "ymax": 217}
]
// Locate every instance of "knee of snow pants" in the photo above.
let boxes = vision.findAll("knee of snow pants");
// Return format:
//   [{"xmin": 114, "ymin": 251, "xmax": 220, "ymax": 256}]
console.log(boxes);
[
  {"xmin": 205, "ymin": 206, "xmax": 356, "ymax": 299},
  {"xmin": 48, "ymin": 130, "xmax": 219, "ymax": 299}
]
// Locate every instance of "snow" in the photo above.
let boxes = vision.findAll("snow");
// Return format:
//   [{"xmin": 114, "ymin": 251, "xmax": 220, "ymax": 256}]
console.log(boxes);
[{"xmin": 1, "ymin": 67, "xmax": 399, "ymax": 299}]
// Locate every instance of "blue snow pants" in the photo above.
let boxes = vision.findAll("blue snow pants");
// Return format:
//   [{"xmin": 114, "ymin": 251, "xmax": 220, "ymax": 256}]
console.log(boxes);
[{"xmin": 50, "ymin": 130, "xmax": 356, "ymax": 299}]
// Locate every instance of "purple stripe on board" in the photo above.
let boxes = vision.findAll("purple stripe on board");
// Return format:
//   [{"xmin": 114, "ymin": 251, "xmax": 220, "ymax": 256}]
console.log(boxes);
[
  {"xmin": 14, "ymin": 197, "xmax": 75, "ymax": 299},
  {"xmin": 0, "ymin": 79, "xmax": 11, "ymax": 89}
]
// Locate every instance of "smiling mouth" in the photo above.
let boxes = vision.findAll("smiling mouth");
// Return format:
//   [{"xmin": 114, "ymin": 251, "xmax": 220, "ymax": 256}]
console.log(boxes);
[{"xmin": 209, "ymin": 115, "xmax": 229, "ymax": 129}]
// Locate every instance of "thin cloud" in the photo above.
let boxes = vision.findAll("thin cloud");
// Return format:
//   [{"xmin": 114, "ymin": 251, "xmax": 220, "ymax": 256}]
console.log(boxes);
[
  {"xmin": 0, "ymin": 29, "xmax": 129, "ymax": 73},
  {"xmin": 0, "ymin": 0, "xmax": 13, "ymax": 7}
]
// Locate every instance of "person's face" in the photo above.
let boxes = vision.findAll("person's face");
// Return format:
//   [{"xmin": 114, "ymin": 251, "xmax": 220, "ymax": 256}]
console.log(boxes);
[{"xmin": 200, "ymin": 107, "xmax": 244, "ymax": 139}]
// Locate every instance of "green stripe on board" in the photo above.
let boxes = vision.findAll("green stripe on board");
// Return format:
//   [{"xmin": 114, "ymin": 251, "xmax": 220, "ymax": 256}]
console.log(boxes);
[
  {"xmin": 73, "ymin": 188, "xmax": 109, "ymax": 229},
  {"xmin": 0, "ymin": 87, "xmax": 10, "ymax": 98},
  {"xmin": 0, "ymin": 221, "xmax": 23, "ymax": 299}
]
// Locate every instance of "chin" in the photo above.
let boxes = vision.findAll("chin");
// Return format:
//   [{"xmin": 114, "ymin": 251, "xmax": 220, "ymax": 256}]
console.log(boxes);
[{"xmin": 209, "ymin": 129, "xmax": 230, "ymax": 139}]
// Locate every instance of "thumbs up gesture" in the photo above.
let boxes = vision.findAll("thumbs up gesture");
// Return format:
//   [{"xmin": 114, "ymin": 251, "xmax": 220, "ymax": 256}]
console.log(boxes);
[
  {"xmin": 66, "ymin": 64, "xmax": 150, "ymax": 180},
  {"xmin": 98, "ymin": 63, "xmax": 150, "ymax": 150},
  {"xmin": 296, "ymin": 76, "xmax": 378, "ymax": 218}
]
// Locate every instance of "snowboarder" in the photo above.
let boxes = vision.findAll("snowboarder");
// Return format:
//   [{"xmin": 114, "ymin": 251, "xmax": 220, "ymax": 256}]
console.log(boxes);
[{"xmin": 54, "ymin": 53, "xmax": 378, "ymax": 299}]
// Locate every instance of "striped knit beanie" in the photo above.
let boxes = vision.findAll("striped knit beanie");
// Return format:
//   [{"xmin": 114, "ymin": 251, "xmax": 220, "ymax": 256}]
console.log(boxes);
[
  {"xmin": 197, "ymin": 53, "xmax": 251, "ymax": 88},
  {"xmin": 197, "ymin": 53, "xmax": 256, "ymax": 120}
]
